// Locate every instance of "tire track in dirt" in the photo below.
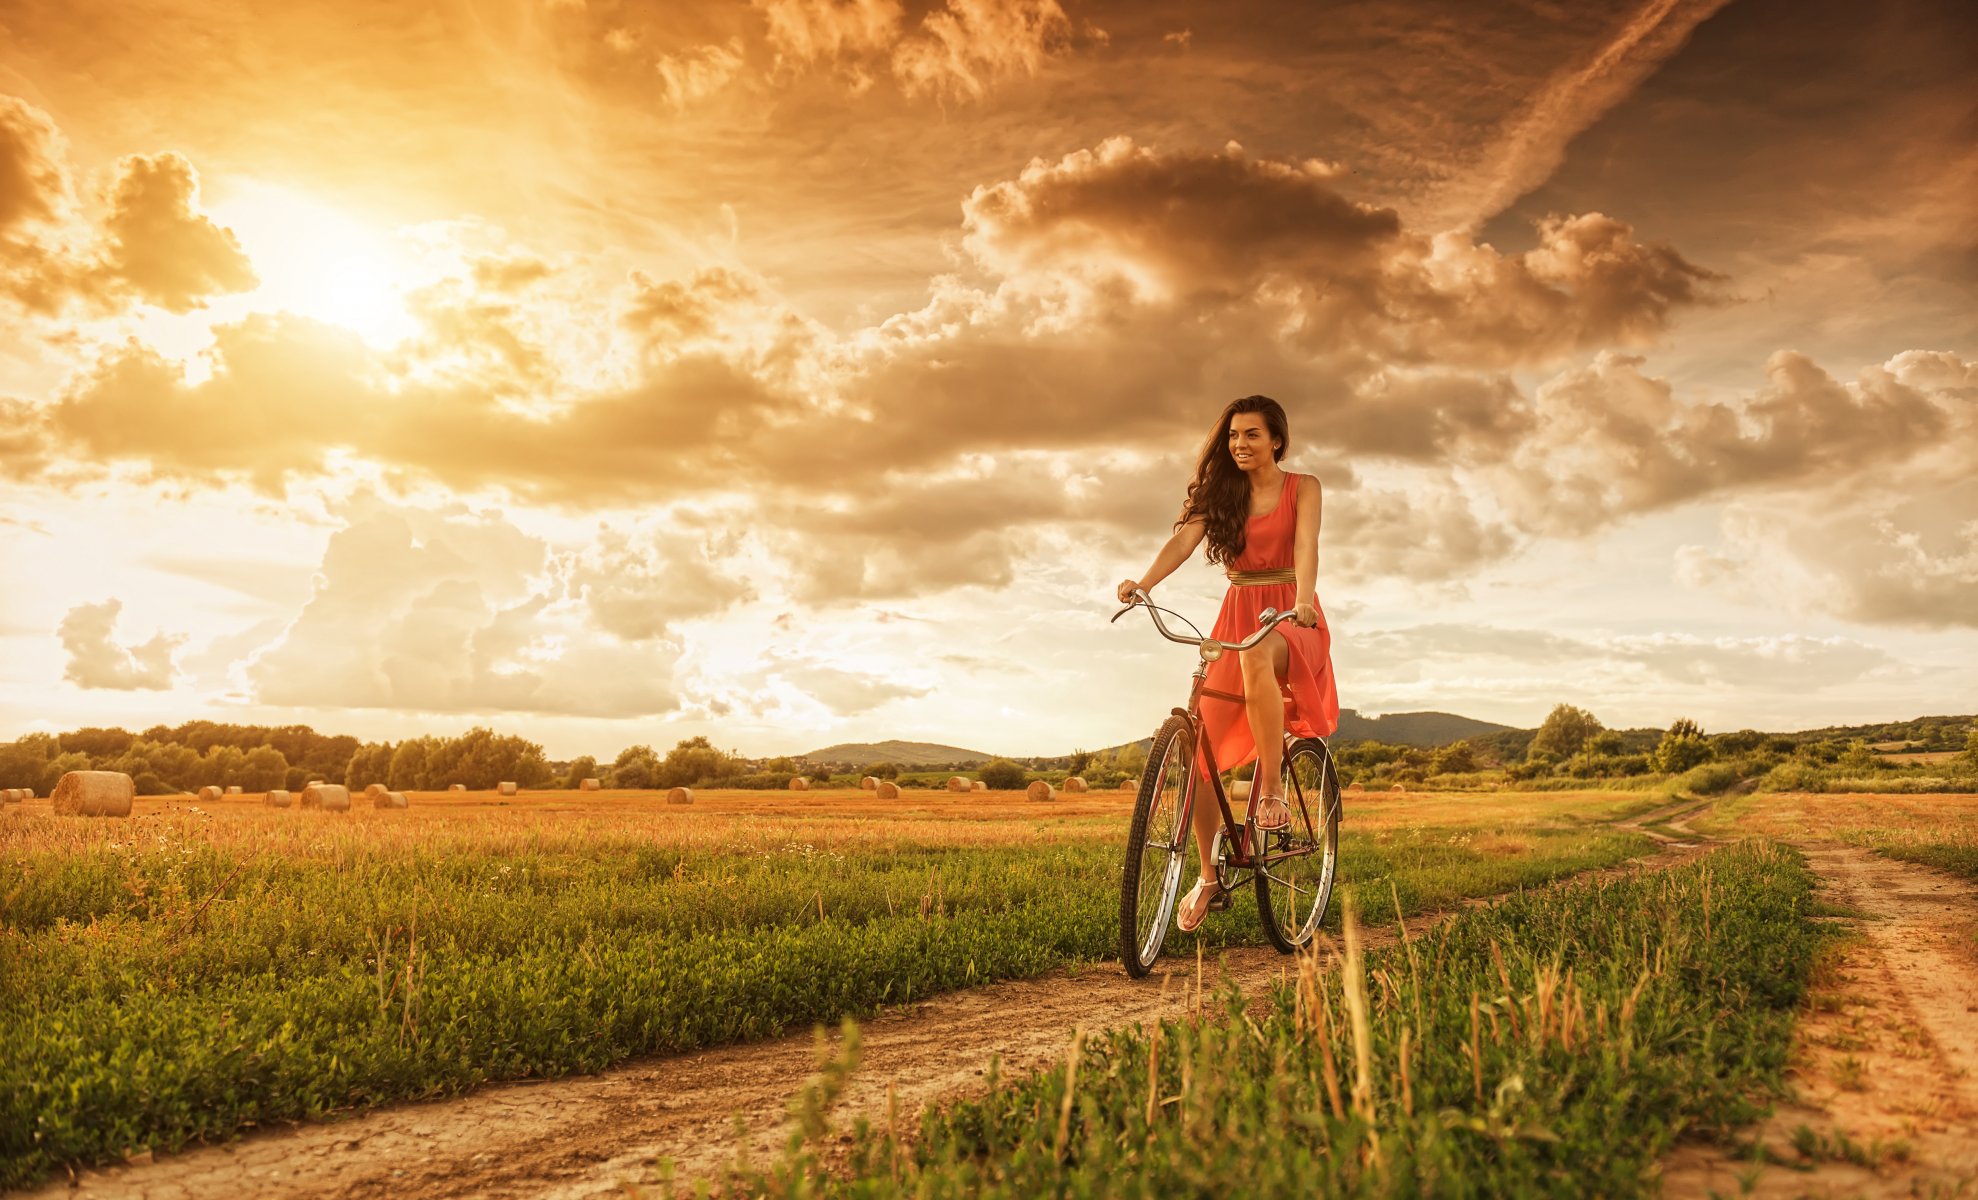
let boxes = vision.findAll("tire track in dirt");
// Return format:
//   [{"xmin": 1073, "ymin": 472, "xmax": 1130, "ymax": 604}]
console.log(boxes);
[
  {"xmin": 1661, "ymin": 843, "xmax": 1978, "ymax": 1197},
  {"xmin": 23, "ymin": 839, "xmax": 1706, "ymax": 1200}
]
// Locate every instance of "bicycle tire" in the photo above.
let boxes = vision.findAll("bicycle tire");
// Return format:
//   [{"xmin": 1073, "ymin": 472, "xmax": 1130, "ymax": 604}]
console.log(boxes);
[
  {"xmin": 1255, "ymin": 736, "xmax": 1342, "ymax": 953},
  {"xmin": 1120, "ymin": 713, "xmax": 1193, "ymax": 977}
]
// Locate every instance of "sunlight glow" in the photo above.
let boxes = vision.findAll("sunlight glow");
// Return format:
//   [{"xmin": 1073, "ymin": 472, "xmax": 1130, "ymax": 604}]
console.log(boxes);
[{"xmin": 208, "ymin": 180, "xmax": 422, "ymax": 347}]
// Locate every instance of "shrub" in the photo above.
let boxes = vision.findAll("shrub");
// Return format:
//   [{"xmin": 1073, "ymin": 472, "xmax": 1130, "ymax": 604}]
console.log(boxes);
[
  {"xmin": 1430, "ymin": 741, "xmax": 1477, "ymax": 774},
  {"xmin": 1760, "ymin": 761, "xmax": 1829, "ymax": 793},
  {"xmin": 1824, "ymin": 775, "xmax": 1975, "ymax": 795},
  {"xmin": 1654, "ymin": 720, "xmax": 1713, "ymax": 774},
  {"xmin": 1675, "ymin": 761, "xmax": 1742, "ymax": 795},
  {"xmin": 1505, "ymin": 758, "xmax": 1552, "ymax": 782},
  {"xmin": 977, "ymin": 759, "xmax": 1027, "ymax": 790}
]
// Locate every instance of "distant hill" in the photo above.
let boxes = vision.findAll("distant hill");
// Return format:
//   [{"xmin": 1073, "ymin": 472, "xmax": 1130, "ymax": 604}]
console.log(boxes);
[
  {"xmin": 802, "ymin": 739, "xmax": 994, "ymax": 767},
  {"xmin": 1080, "ymin": 709, "xmax": 1513, "ymax": 760},
  {"xmin": 1332, "ymin": 709, "xmax": 1515, "ymax": 746}
]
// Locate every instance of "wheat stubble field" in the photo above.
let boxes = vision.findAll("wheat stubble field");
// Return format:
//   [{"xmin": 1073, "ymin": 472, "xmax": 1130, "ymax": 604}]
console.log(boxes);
[{"xmin": 5, "ymin": 785, "xmax": 1975, "ymax": 1197}]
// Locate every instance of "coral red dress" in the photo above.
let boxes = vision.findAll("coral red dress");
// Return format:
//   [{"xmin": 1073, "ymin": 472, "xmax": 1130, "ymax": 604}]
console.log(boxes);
[{"xmin": 1197, "ymin": 470, "xmax": 1341, "ymax": 773}]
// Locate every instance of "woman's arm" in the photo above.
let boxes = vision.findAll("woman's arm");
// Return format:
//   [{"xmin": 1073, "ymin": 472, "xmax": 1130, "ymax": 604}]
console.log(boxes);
[
  {"xmin": 1118, "ymin": 514, "xmax": 1207, "ymax": 600},
  {"xmin": 1293, "ymin": 475, "xmax": 1322, "ymax": 624}
]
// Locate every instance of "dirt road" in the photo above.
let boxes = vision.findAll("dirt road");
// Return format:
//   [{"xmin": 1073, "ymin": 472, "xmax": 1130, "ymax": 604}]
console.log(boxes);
[
  {"xmin": 22, "ymin": 837, "xmax": 1706, "ymax": 1200},
  {"xmin": 1662, "ymin": 843, "xmax": 1978, "ymax": 1197}
]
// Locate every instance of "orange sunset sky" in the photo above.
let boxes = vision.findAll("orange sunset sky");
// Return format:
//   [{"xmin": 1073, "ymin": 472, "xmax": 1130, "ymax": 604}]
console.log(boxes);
[{"xmin": 0, "ymin": 0, "xmax": 1973, "ymax": 758}]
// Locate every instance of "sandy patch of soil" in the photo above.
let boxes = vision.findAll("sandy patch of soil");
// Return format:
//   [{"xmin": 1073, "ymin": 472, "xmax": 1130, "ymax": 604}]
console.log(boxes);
[{"xmin": 1660, "ymin": 844, "xmax": 1978, "ymax": 1198}]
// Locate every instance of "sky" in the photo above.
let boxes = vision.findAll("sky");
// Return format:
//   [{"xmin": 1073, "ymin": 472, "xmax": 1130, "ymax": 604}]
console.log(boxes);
[{"xmin": 0, "ymin": 0, "xmax": 1973, "ymax": 759}]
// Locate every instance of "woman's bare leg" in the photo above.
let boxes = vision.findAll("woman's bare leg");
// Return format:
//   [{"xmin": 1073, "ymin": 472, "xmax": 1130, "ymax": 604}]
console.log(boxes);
[
  {"xmin": 1240, "ymin": 631, "xmax": 1291, "ymax": 825},
  {"xmin": 1189, "ymin": 743, "xmax": 1220, "ymax": 877}
]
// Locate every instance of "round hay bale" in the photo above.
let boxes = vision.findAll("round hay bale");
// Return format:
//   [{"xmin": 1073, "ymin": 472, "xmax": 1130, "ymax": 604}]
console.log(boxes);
[
  {"xmin": 971, "ymin": 779, "xmax": 987, "ymax": 792},
  {"xmin": 51, "ymin": 770, "xmax": 134, "ymax": 817},
  {"xmin": 666, "ymin": 786, "xmax": 694, "ymax": 805},
  {"xmin": 1026, "ymin": 780, "xmax": 1055, "ymax": 802},
  {"xmin": 1064, "ymin": 776, "xmax": 1088, "ymax": 793},
  {"xmin": 580, "ymin": 778, "xmax": 602, "ymax": 791},
  {"xmin": 19, "ymin": 787, "xmax": 34, "ymax": 800},
  {"xmin": 376, "ymin": 790, "xmax": 409, "ymax": 809},
  {"xmin": 497, "ymin": 781, "xmax": 518, "ymax": 796},
  {"xmin": 1229, "ymin": 779, "xmax": 1251, "ymax": 804},
  {"xmin": 225, "ymin": 785, "xmax": 242, "ymax": 795},
  {"xmin": 301, "ymin": 783, "xmax": 351, "ymax": 811},
  {"xmin": 946, "ymin": 775, "xmax": 970, "ymax": 792},
  {"xmin": 875, "ymin": 781, "xmax": 901, "ymax": 799},
  {"xmin": 197, "ymin": 785, "xmax": 223, "ymax": 802},
  {"xmin": 364, "ymin": 783, "xmax": 388, "ymax": 798},
  {"xmin": 1118, "ymin": 779, "xmax": 1136, "ymax": 792},
  {"xmin": 448, "ymin": 783, "xmax": 466, "ymax": 792},
  {"xmin": 1390, "ymin": 783, "xmax": 1405, "ymax": 792},
  {"xmin": 1, "ymin": 788, "xmax": 19, "ymax": 803},
  {"xmin": 265, "ymin": 789, "xmax": 293, "ymax": 808},
  {"xmin": 788, "ymin": 777, "xmax": 810, "ymax": 791},
  {"xmin": 860, "ymin": 776, "xmax": 879, "ymax": 791}
]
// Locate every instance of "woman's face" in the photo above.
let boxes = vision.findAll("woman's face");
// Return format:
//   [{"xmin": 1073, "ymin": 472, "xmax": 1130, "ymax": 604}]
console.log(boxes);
[{"xmin": 1226, "ymin": 412, "xmax": 1277, "ymax": 472}]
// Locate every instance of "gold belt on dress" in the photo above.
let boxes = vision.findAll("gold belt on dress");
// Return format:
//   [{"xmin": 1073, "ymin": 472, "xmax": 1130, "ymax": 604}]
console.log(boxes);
[{"xmin": 1225, "ymin": 567, "xmax": 1297, "ymax": 586}]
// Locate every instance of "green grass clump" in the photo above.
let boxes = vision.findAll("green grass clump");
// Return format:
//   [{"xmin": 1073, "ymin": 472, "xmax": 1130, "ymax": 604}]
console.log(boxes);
[
  {"xmin": 737, "ymin": 839, "xmax": 1816, "ymax": 1198},
  {"xmin": 0, "ymin": 814, "xmax": 1646, "ymax": 1189},
  {"xmin": 1856, "ymin": 829, "xmax": 1978, "ymax": 881}
]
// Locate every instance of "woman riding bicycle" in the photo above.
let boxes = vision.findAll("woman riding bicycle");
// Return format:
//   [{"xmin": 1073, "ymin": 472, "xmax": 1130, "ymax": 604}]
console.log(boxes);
[{"xmin": 1114, "ymin": 395, "xmax": 1341, "ymax": 933}]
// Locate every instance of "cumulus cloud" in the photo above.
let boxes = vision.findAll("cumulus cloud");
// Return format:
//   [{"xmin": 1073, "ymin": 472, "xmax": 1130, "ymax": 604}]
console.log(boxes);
[
  {"xmin": 1323, "ymin": 480, "xmax": 1521, "ymax": 585},
  {"xmin": 1486, "ymin": 348, "xmax": 1970, "ymax": 535},
  {"xmin": 22, "ymin": 259, "xmax": 827, "ymax": 499},
  {"xmin": 760, "ymin": 647, "xmax": 931, "ymax": 714},
  {"xmin": 238, "ymin": 496, "xmax": 752, "ymax": 717},
  {"xmin": 569, "ymin": 522, "xmax": 757, "ymax": 640},
  {"xmin": 0, "ymin": 98, "xmax": 256, "ymax": 317},
  {"xmin": 0, "ymin": 95, "xmax": 84, "ymax": 315},
  {"xmin": 955, "ymin": 139, "xmax": 1719, "ymax": 367},
  {"xmin": 90, "ymin": 151, "xmax": 258, "ymax": 313},
  {"xmin": 58, "ymin": 599, "xmax": 182, "ymax": 690},
  {"xmin": 10, "ymin": 133, "xmax": 1964, "ymax": 609},
  {"xmin": 1351, "ymin": 621, "xmax": 1897, "ymax": 693},
  {"xmin": 1679, "ymin": 478, "xmax": 1978, "ymax": 631}
]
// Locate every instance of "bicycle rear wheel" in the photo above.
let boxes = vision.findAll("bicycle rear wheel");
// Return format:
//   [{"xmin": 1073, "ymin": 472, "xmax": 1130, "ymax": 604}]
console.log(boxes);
[
  {"xmin": 1255, "ymin": 737, "xmax": 1341, "ymax": 953},
  {"xmin": 1119, "ymin": 714, "xmax": 1192, "ymax": 977}
]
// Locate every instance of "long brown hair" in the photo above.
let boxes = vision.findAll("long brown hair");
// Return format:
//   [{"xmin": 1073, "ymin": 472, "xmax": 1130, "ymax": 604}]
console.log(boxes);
[{"xmin": 1175, "ymin": 395, "xmax": 1289, "ymax": 567}]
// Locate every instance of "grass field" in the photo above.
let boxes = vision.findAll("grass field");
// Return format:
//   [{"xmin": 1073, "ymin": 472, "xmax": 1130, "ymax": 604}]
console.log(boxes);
[
  {"xmin": 1706, "ymin": 789, "xmax": 1978, "ymax": 880},
  {"xmin": 0, "ymin": 785, "xmax": 1656, "ymax": 1188},
  {"xmin": 732, "ymin": 840, "xmax": 1819, "ymax": 1198}
]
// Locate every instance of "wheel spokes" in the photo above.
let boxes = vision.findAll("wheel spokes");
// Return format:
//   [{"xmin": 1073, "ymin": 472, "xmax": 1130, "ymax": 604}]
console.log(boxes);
[{"xmin": 1133, "ymin": 741, "xmax": 1189, "ymax": 964}]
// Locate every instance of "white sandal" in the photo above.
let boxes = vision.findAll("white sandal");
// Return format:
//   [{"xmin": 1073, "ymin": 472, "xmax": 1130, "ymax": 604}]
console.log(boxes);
[{"xmin": 1177, "ymin": 877, "xmax": 1224, "ymax": 933}]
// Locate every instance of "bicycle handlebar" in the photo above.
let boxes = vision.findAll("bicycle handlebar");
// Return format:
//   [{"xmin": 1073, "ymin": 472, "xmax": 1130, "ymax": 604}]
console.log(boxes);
[{"xmin": 1110, "ymin": 587, "xmax": 1301, "ymax": 653}]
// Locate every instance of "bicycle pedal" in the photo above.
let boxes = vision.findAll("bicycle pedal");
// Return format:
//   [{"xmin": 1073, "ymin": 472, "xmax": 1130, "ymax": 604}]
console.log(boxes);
[{"xmin": 1207, "ymin": 891, "xmax": 1233, "ymax": 911}]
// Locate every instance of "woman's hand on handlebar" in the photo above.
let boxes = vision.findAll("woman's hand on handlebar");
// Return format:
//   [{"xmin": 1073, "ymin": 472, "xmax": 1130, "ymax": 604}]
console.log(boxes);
[
  {"xmin": 1295, "ymin": 600, "xmax": 1319, "ymax": 628},
  {"xmin": 1116, "ymin": 578, "xmax": 1142, "ymax": 604}
]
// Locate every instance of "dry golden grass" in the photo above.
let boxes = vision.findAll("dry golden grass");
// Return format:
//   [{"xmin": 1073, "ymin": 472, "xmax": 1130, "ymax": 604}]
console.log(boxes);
[
  {"xmin": 1705, "ymin": 790, "xmax": 1978, "ymax": 843},
  {"xmin": 0, "ymin": 785, "xmax": 1659, "ymax": 871}
]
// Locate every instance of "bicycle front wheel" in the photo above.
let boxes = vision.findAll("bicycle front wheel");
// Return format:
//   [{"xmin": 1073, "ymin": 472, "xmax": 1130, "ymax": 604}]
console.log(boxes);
[
  {"xmin": 1255, "ymin": 737, "xmax": 1341, "ymax": 952},
  {"xmin": 1119, "ymin": 714, "xmax": 1192, "ymax": 977}
]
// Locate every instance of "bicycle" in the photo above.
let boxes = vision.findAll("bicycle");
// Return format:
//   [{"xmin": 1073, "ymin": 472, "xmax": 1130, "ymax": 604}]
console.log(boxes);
[{"xmin": 1112, "ymin": 586, "xmax": 1343, "ymax": 977}]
